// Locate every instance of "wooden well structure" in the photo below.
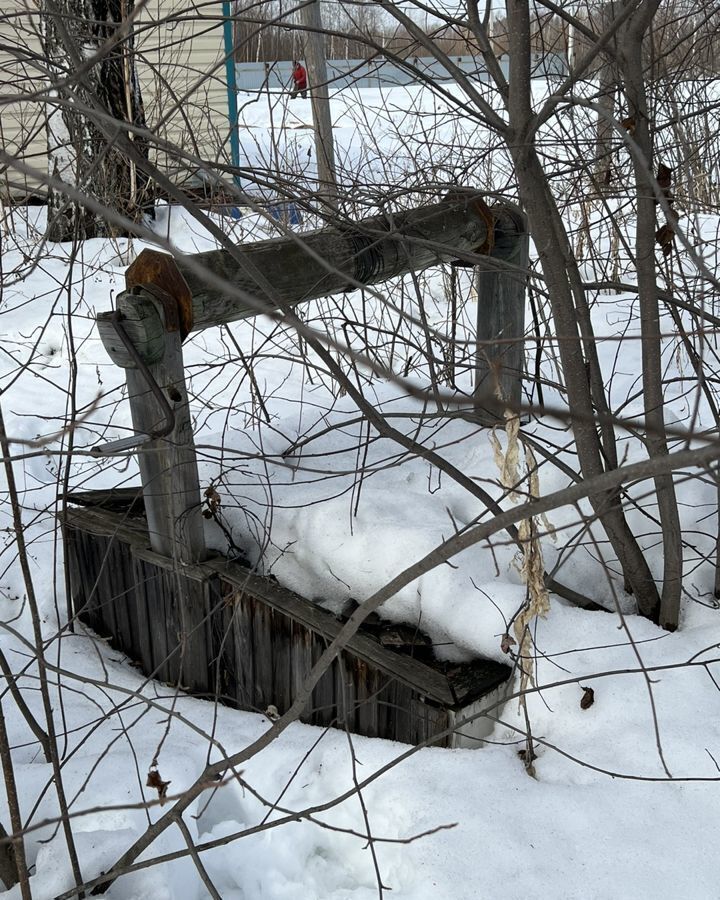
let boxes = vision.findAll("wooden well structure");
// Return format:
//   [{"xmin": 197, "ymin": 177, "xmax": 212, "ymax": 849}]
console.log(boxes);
[
  {"xmin": 64, "ymin": 492, "xmax": 511, "ymax": 747},
  {"xmin": 64, "ymin": 194, "xmax": 527, "ymax": 747}
]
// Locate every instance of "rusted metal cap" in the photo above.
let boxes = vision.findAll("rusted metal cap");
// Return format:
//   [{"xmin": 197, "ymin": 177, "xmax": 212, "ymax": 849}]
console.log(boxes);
[
  {"xmin": 442, "ymin": 190, "xmax": 496, "ymax": 257},
  {"xmin": 125, "ymin": 249, "xmax": 194, "ymax": 339}
]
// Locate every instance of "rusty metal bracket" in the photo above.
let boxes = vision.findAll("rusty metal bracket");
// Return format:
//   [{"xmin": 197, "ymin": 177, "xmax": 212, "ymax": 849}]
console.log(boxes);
[
  {"xmin": 442, "ymin": 189, "xmax": 496, "ymax": 259},
  {"xmin": 125, "ymin": 249, "xmax": 194, "ymax": 339},
  {"xmin": 90, "ymin": 310, "xmax": 176, "ymax": 457},
  {"xmin": 469, "ymin": 194, "xmax": 496, "ymax": 257},
  {"xmin": 140, "ymin": 283, "xmax": 182, "ymax": 334}
]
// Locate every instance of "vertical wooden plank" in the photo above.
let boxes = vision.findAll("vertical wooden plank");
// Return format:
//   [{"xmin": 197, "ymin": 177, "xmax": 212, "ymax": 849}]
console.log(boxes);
[
  {"xmin": 252, "ymin": 598, "xmax": 273, "ymax": 713},
  {"xmin": 474, "ymin": 205, "xmax": 529, "ymax": 421},
  {"xmin": 290, "ymin": 620, "xmax": 314, "ymax": 723},
  {"xmin": 75, "ymin": 530, "xmax": 101, "ymax": 634},
  {"xmin": 122, "ymin": 548, "xmax": 142, "ymax": 666},
  {"xmin": 335, "ymin": 653, "xmax": 356, "ymax": 734},
  {"xmin": 392, "ymin": 682, "xmax": 415, "ymax": 745},
  {"xmin": 270, "ymin": 607, "xmax": 292, "ymax": 714},
  {"xmin": 377, "ymin": 678, "xmax": 414, "ymax": 745},
  {"xmin": 147, "ymin": 562, "xmax": 170, "ymax": 682},
  {"xmin": 376, "ymin": 678, "xmax": 398, "ymax": 742},
  {"xmin": 410, "ymin": 696, "xmax": 449, "ymax": 747},
  {"xmin": 209, "ymin": 579, "xmax": 235, "ymax": 703},
  {"xmin": 232, "ymin": 590, "xmax": 255, "ymax": 711},
  {"xmin": 173, "ymin": 575, "xmax": 211, "ymax": 695},
  {"xmin": 130, "ymin": 554, "xmax": 155, "ymax": 677},
  {"xmin": 66, "ymin": 526, "xmax": 90, "ymax": 626},
  {"xmin": 160, "ymin": 568, "xmax": 182, "ymax": 686},
  {"xmin": 354, "ymin": 658, "xmax": 380, "ymax": 739},
  {"xmin": 107, "ymin": 537, "xmax": 134, "ymax": 656},
  {"xmin": 92, "ymin": 534, "xmax": 117, "ymax": 639},
  {"xmin": 140, "ymin": 559, "xmax": 170, "ymax": 682},
  {"xmin": 410, "ymin": 696, "xmax": 428, "ymax": 746},
  {"xmin": 63, "ymin": 526, "xmax": 83, "ymax": 624},
  {"xmin": 120, "ymin": 292, "xmax": 206, "ymax": 564},
  {"xmin": 311, "ymin": 633, "xmax": 336, "ymax": 728}
]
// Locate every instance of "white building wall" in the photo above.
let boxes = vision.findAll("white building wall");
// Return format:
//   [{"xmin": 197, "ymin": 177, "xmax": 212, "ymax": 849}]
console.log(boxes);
[
  {"xmin": 0, "ymin": 1, "xmax": 47, "ymax": 198},
  {"xmin": 0, "ymin": 1, "xmax": 231, "ymax": 198},
  {"xmin": 135, "ymin": 1, "xmax": 231, "ymax": 181}
]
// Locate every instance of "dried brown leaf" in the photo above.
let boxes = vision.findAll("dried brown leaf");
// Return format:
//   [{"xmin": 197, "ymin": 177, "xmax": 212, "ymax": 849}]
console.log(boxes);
[
  {"xmin": 580, "ymin": 686, "xmax": 595, "ymax": 710},
  {"xmin": 147, "ymin": 767, "xmax": 171, "ymax": 804},
  {"xmin": 655, "ymin": 163, "xmax": 675, "ymax": 205},
  {"xmin": 657, "ymin": 163, "xmax": 673, "ymax": 193},
  {"xmin": 202, "ymin": 485, "xmax": 222, "ymax": 518},
  {"xmin": 501, "ymin": 633, "xmax": 517, "ymax": 654},
  {"xmin": 655, "ymin": 223, "xmax": 675, "ymax": 256}
]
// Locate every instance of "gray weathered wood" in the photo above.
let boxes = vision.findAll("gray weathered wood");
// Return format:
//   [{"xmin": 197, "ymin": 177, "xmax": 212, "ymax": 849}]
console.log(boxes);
[
  {"xmin": 252, "ymin": 596, "xmax": 273, "ymax": 713},
  {"xmin": 174, "ymin": 577, "xmax": 212, "ymax": 694},
  {"xmin": 97, "ymin": 196, "xmax": 494, "ymax": 369},
  {"xmin": 270, "ymin": 607, "xmax": 292, "ymax": 714},
  {"xmin": 210, "ymin": 557, "xmax": 456, "ymax": 706},
  {"xmin": 91, "ymin": 535, "xmax": 117, "ymax": 638},
  {"xmin": 209, "ymin": 580, "xmax": 234, "ymax": 702},
  {"xmin": 107, "ymin": 537, "xmax": 134, "ymax": 656},
  {"xmin": 291, "ymin": 620, "xmax": 314, "ymax": 719},
  {"xmin": 73, "ymin": 529, "xmax": 99, "ymax": 633},
  {"xmin": 65, "ymin": 506, "xmax": 509, "ymax": 702},
  {"xmin": 62, "ymin": 524, "xmax": 84, "ymax": 626},
  {"xmin": 231, "ymin": 591, "xmax": 254, "ymax": 710},
  {"xmin": 474, "ymin": 204, "xmax": 529, "ymax": 421},
  {"xmin": 147, "ymin": 568, "xmax": 173, "ymax": 683},
  {"xmin": 354, "ymin": 657, "xmax": 381, "ymax": 738},
  {"xmin": 312, "ymin": 634, "xmax": 336, "ymax": 727},
  {"xmin": 335, "ymin": 653, "xmax": 356, "ymax": 733},
  {"xmin": 391, "ymin": 682, "xmax": 415, "ymax": 744},
  {"xmin": 123, "ymin": 298, "xmax": 205, "ymax": 563},
  {"xmin": 130, "ymin": 554, "xmax": 155, "ymax": 676},
  {"xmin": 411, "ymin": 696, "xmax": 448, "ymax": 746}
]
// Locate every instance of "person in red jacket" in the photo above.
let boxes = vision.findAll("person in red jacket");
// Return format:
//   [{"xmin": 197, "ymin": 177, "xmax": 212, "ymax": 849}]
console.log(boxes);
[{"xmin": 290, "ymin": 60, "xmax": 307, "ymax": 98}]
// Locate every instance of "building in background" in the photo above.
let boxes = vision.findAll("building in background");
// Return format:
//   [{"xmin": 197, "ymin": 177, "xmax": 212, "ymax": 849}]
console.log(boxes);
[{"xmin": 0, "ymin": 0, "xmax": 232, "ymax": 200}]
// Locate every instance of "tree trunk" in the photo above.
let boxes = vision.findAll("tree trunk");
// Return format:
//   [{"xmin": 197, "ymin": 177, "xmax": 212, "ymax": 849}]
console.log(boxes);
[
  {"xmin": 505, "ymin": 0, "xmax": 661, "ymax": 619},
  {"xmin": 620, "ymin": 2, "xmax": 682, "ymax": 630},
  {"xmin": 0, "ymin": 823, "xmax": 18, "ymax": 892},
  {"xmin": 41, "ymin": 0, "xmax": 151, "ymax": 240},
  {"xmin": 298, "ymin": 0, "xmax": 338, "ymax": 209}
]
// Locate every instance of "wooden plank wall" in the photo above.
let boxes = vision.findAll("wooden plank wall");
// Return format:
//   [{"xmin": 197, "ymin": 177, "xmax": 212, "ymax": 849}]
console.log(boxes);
[
  {"xmin": 64, "ymin": 507, "xmax": 510, "ymax": 747},
  {"xmin": 66, "ymin": 521, "xmax": 220, "ymax": 693}
]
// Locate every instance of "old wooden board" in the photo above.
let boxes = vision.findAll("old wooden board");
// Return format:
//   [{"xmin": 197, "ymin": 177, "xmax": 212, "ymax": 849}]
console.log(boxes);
[
  {"xmin": 64, "ymin": 505, "xmax": 509, "ymax": 711},
  {"xmin": 62, "ymin": 487, "xmax": 145, "ymax": 517},
  {"xmin": 212, "ymin": 559, "xmax": 510, "ymax": 709}
]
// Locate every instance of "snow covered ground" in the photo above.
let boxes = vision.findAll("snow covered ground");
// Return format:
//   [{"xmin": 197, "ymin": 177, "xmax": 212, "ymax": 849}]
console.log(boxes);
[{"xmin": 1, "ymin": 81, "xmax": 720, "ymax": 899}]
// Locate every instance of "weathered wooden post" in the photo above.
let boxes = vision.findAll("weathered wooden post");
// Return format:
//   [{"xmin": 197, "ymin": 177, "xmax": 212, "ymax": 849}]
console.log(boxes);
[
  {"xmin": 474, "ymin": 204, "xmax": 529, "ymax": 422},
  {"xmin": 95, "ymin": 256, "xmax": 206, "ymax": 564}
]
